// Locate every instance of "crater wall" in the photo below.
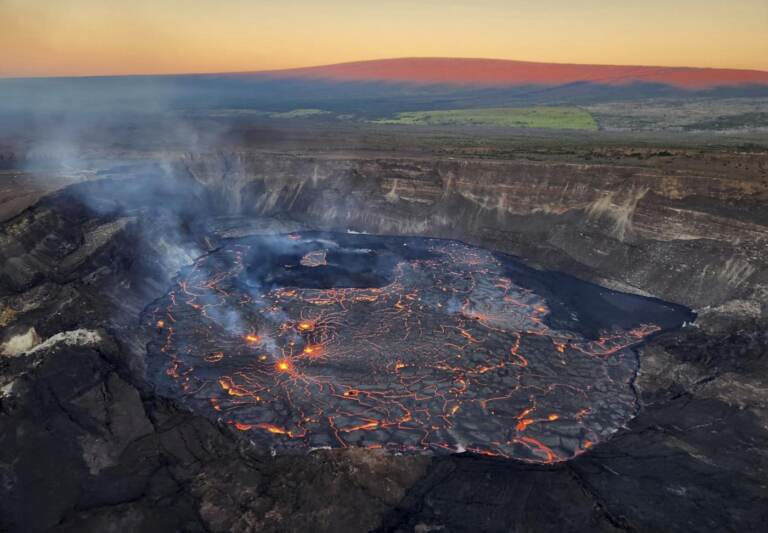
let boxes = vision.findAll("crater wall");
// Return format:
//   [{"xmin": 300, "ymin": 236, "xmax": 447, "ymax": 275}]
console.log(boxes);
[{"xmin": 180, "ymin": 152, "xmax": 768, "ymax": 323}]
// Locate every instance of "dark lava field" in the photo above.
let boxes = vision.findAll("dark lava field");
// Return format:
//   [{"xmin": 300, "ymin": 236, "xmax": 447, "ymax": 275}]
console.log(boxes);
[{"xmin": 145, "ymin": 232, "xmax": 689, "ymax": 461}]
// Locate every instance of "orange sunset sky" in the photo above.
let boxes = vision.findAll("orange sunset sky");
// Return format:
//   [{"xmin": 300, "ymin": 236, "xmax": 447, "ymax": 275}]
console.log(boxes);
[{"xmin": 2, "ymin": 0, "xmax": 767, "ymax": 78}]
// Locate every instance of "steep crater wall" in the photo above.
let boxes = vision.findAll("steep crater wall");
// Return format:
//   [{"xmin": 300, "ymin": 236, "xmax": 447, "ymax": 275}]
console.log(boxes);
[{"xmin": 180, "ymin": 152, "xmax": 768, "ymax": 323}]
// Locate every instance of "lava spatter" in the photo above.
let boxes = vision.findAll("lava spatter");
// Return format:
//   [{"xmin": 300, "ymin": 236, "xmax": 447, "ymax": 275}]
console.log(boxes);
[{"xmin": 144, "ymin": 233, "xmax": 673, "ymax": 463}]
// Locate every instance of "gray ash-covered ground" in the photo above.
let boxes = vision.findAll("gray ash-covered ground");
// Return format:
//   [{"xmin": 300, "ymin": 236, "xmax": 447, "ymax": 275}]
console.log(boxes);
[{"xmin": 145, "ymin": 232, "xmax": 689, "ymax": 461}]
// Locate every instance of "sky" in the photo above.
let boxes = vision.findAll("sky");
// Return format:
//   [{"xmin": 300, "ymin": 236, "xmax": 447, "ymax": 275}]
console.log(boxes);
[{"xmin": 1, "ymin": 0, "xmax": 767, "ymax": 78}]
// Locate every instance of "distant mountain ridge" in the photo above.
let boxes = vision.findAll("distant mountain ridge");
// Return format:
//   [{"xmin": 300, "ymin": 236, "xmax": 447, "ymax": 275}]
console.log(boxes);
[
  {"xmin": 3, "ymin": 57, "xmax": 768, "ymax": 123},
  {"xmin": 251, "ymin": 57, "xmax": 768, "ymax": 90}
]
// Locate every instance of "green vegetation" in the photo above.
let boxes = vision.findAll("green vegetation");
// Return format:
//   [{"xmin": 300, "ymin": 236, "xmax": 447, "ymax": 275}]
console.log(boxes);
[
  {"xmin": 373, "ymin": 106, "xmax": 598, "ymax": 130},
  {"xmin": 201, "ymin": 106, "xmax": 600, "ymax": 130}
]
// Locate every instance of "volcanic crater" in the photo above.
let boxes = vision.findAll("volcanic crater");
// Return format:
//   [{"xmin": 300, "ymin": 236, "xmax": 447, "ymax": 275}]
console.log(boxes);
[
  {"xmin": 144, "ymin": 232, "xmax": 690, "ymax": 461},
  {"xmin": 2, "ymin": 145, "xmax": 765, "ymax": 532}
]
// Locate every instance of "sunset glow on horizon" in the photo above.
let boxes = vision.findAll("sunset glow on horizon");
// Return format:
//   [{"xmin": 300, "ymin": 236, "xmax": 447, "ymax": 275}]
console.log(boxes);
[{"xmin": 2, "ymin": 0, "xmax": 767, "ymax": 78}]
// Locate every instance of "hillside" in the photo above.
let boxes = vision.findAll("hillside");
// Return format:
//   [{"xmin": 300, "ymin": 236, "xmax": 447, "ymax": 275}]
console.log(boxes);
[{"xmin": 258, "ymin": 57, "xmax": 768, "ymax": 89}]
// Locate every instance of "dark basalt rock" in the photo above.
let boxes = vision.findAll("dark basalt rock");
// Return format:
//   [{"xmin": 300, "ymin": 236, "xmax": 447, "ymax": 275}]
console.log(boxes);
[
  {"xmin": 377, "ymin": 329, "xmax": 768, "ymax": 532},
  {"xmin": 375, "ymin": 457, "xmax": 623, "ymax": 533},
  {"xmin": 0, "ymin": 173, "xmax": 766, "ymax": 532}
]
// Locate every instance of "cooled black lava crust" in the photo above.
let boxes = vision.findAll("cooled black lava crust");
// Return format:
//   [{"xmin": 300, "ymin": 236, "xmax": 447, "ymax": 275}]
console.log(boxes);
[{"xmin": 144, "ymin": 232, "xmax": 691, "ymax": 462}]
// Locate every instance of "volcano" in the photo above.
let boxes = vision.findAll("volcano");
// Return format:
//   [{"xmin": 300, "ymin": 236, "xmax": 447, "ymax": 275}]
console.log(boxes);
[
  {"xmin": 1, "ymin": 133, "xmax": 767, "ymax": 533},
  {"xmin": 255, "ymin": 57, "xmax": 768, "ymax": 90}
]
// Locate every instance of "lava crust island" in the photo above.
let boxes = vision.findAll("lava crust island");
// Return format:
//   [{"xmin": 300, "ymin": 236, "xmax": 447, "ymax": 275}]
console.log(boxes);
[{"xmin": 145, "ymin": 232, "xmax": 689, "ymax": 462}]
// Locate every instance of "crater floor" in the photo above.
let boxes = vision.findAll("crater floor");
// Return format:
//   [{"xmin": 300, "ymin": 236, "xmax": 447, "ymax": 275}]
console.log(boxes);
[{"xmin": 145, "ymin": 233, "xmax": 687, "ymax": 462}]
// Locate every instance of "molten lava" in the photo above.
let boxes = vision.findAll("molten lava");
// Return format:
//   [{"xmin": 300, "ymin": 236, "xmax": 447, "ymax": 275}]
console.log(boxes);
[
  {"xmin": 297, "ymin": 321, "xmax": 315, "ymax": 332},
  {"xmin": 145, "ymin": 233, "xmax": 681, "ymax": 462},
  {"xmin": 275, "ymin": 359, "xmax": 294, "ymax": 373}
]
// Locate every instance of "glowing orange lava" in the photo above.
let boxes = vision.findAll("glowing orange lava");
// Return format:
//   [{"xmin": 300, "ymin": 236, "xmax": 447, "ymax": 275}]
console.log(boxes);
[
  {"xmin": 275, "ymin": 358, "xmax": 295, "ymax": 374},
  {"xmin": 302, "ymin": 344, "xmax": 324, "ymax": 358},
  {"xmin": 146, "ymin": 233, "xmax": 683, "ymax": 462}
]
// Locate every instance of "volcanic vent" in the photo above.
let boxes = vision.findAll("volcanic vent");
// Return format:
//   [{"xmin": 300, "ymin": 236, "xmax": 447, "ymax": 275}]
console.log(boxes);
[{"xmin": 144, "ymin": 232, "xmax": 689, "ymax": 462}]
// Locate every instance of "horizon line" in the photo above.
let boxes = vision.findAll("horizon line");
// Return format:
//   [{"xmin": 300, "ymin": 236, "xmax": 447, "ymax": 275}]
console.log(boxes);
[{"xmin": 2, "ymin": 56, "xmax": 768, "ymax": 81}]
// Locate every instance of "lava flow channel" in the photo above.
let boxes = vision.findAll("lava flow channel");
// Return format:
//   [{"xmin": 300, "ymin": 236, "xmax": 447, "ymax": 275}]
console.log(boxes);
[{"xmin": 144, "ymin": 233, "xmax": 663, "ymax": 463}]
